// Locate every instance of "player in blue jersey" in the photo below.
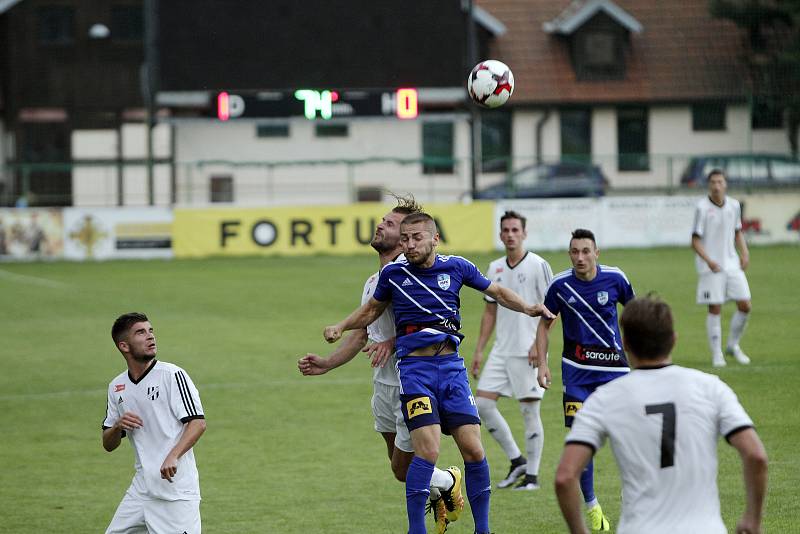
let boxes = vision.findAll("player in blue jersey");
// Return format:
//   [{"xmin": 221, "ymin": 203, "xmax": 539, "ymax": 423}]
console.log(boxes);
[
  {"xmin": 324, "ymin": 212, "xmax": 553, "ymax": 534},
  {"xmin": 534, "ymin": 228, "xmax": 634, "ymax": 533}
]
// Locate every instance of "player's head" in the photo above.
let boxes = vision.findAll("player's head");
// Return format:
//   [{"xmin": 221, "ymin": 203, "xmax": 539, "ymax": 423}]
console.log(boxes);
[
  {"xmin": 707, "ymin": 169, "xmax": 727, "ymax": 198},
  {"xmin": 372, "ymin": 193, "xmax": 422, "ymax": 253},
  {"xmin": 112, "ymin": 312, "xmax": 157, "ymax": 362},
  {"xmin": 569, "ymin": 228, "xmax": 599, "ymax": 277},
  {"xmin": 400, "ymin": 212, "xmax": 439, "ymax": 266},
  {"xmin": 620, "ymin": 295, "xmax": 676, "ymax": 363},
  {"xmin": 499, "ymin": 210, "xmax": 527, "ymax": 252}
]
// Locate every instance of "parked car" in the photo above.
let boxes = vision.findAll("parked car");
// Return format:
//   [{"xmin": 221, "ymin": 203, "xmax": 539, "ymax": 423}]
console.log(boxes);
[
  {"xmin": 680, "ymin": 153, "xmax": 800, "ymax": 187},
  {"xmin": 472, "ymin": 162, "xmax": 609, "ymax": 199}
]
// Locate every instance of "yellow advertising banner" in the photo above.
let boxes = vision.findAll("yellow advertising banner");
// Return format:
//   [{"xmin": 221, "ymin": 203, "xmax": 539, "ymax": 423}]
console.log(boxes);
[{"xmin": 173, "ymin": 202, "xmax": 494, "ymax": 257}]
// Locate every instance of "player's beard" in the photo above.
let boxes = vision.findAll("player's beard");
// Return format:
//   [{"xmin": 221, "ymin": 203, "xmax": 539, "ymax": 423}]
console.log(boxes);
[
  {"xmin": 371, "ymin": 234, "xmax": 398, "ymax": 253},
  {"xmin": 131, "ymin": 348, "xmax": 156, "ymax": 363},
  {"xmin": 405, "ymin": 242, "xmax": 435, "ymax": 266}
]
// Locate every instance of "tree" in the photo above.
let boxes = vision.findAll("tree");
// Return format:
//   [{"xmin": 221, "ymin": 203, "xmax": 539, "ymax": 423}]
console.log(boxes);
[{"xmin": 711, "ymin": 0, "xmax": 800, "ymax": 155}]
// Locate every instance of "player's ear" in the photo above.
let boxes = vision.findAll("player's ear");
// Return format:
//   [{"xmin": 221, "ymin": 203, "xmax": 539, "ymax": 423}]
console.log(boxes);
[{"xmin": 432, "ymin": 232, "xmax": 440, "ymax": 246}]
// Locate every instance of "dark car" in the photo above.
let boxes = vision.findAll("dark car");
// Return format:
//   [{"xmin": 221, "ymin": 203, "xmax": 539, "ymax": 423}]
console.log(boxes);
[
  {"xmin": 472, "ymin": 162, "xmax": 609, "ymax": 199},
  {"xmin": 680, "ymin": 153, "xmax": 800, "ymax": 187}
]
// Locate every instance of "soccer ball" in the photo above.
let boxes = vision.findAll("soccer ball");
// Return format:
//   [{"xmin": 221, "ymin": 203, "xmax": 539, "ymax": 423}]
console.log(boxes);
[{"xmin": 467, "ymin": 60, "xmax": 515, "ymax": 108}]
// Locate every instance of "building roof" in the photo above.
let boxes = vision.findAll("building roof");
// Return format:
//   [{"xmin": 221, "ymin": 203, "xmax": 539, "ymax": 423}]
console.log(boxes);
[
  {"xmin": 0, "ymin": 0, "xmax": 23, "ymax": 15},
  {"xmin": 479, "ymin": 0, "xmax": 750, "ymax": 105},
  {"xmin": 543, "ymin": 0, "xmax": 642, "ymax": 35}
]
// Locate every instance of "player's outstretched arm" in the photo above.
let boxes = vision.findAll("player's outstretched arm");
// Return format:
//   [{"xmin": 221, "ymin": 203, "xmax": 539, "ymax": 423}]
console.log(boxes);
[
  {"xmin": 482, "ymin": 282, "xmax": 555, "ymax": 319},
  {"xmin": 324, "ymin": 298, "xmax": 389, "ymax": 343},
  {"xmin": 533, "ymin": 318, "xmax": 555, "ymax": 388},
  {"xmin": 471, "ymin": 302, "xmax": 497, "ymax": 378},
  {"xmin": 730, "ymin": 428, "xmax": 768, "ymax": 534},
  {"xmin": 160, "ymin": 418, "xmax": 207, "ymax": 483},
  {"xmin": 298, "ymin": 329, "xmax": 369, "ymax": 375},
  {"xmin": 554, "ymin": 443, "xmax": 593, "ymax": 534},
  {"xmin": 102, "ymin": 411, "xmax": 144, "ymax": 452}
]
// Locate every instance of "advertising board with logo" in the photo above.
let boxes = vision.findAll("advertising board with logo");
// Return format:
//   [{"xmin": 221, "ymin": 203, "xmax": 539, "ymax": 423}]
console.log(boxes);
[
  {"xmin": 63, "ymin": 208, "xmax": 173, "ymax": 260},
  {"xmin": 173, "ymin": 202, "xmax": 494, "ymax": 258}
]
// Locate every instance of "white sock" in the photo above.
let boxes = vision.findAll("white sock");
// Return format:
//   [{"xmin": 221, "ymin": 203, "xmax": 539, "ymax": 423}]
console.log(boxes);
[
  {"xmin": 585, "ymin": 497, "xmax": 599, "ymax": 509},
  {"xmin": 520, "ymin": 400, "xmax": 543, "ymax": 476},
  {"xmin": 706, "ymin": 313, "xmax": 722, "ymax": 357},
  {"xmin": 430, "ymin": 467, "xmax": 454, "ymax": 492},
  {"xmin": 727, "ymin": 311, "xmax": 749, "ymax": 349},
  {"xmin": 476, "ymin": 396, "xmax": 522, "ymax": 460}
]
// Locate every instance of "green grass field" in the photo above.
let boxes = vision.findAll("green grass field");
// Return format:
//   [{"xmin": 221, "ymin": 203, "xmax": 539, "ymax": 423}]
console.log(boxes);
[{"xmin": 0, "ymin": 244, "xmax": 797, "ymax": 533}]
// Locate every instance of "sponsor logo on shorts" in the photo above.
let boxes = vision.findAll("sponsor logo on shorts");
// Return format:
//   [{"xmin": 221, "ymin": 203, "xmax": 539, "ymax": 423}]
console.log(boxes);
[
  {"xmin": 574, "ymin": 344, "xmax": 621, "ymax": 364},
  {"xmin": 437, "ymin": 274, "xmax": 451, "ymax": 290},
  {"xmin": 114, "ymin": 384, "xmax": 125, "ymax": 392},
  {"xmin": 564, "ymin": 401, "xmax": 582, "ymax": 416},
  {"xmin": 407, "ymin": 396, "xmax": 432, "ymax": 419}
]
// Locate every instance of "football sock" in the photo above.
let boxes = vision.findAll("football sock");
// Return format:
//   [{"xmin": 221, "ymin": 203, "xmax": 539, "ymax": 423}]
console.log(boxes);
[
  {"xmin": 727, "ymin": 310, "xmax": 749, "ymax": 348},
  {"xmin": 406, "ymin": 456, "xmax": 433, "ymax": 534},
  {"xmin": 520, "ymin": 400, "xmax": 543, "ymax": 476},
  {"xmin": 580, "ymin": 459, "xmax": 596, "ymax": 504},
  {"xmin": 706, "ymin": 313, "xmax": 723, "ymax": 356},
  {"xmin": 430, "ymin": 466, "xmax": 454, "ymax": 491},
  {"xmin": 585, "ymin": 497, "xmax": 599, "ymax": 509},
  {"xmin": 476, "ymin": 396, "xmax": 522, "ymax": 460},
  {"xmin": 465, "ymin": 458, "xmax": 491, "ymax": 533}
]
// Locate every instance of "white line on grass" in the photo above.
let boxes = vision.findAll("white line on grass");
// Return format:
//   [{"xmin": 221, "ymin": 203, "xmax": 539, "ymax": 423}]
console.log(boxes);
[{"xmin": 0, "ymin": 268, "xmax": 71, "ymax": 289}]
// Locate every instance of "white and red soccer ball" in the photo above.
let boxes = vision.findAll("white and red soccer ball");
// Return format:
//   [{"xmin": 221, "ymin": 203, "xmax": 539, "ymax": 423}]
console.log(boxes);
[{"xmin": 467, "ymin": 60, "xmax": 515, "ymax": 108}]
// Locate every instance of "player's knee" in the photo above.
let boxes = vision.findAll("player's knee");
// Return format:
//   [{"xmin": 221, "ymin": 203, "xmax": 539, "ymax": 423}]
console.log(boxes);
[
  {"xmin": 738, "ymin": 301, "xmax": 752, "ymax": 313},
  {"xmin": 475, "ymin": 396, "xmax": 496, "ymax": 418},
  {"xmin": 413, "ymin": 442, "xmax": 440, "ymax": 462},
  {"xmin": 708, "ymin": 305, "xmax": 722, "ymax": 315}
]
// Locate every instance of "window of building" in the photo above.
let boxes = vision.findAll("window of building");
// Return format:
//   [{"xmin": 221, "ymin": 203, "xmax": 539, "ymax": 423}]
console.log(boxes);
[
  {"xmin": 572, "ymin": 28, "xmax": 624, "ymax": 80},
  {"xmin": 315, "ymin": 123, "xmax": 349, "ymax": 137},
  {"xmin": 481, "ymin": 111, "xmax": 512, "ymax": 173},
  {"xmin": 111, "ymin": 5, "xmax": 144, "ymax": 41},
  {"xmin": 37, "ymin": 6, "xmax": 75, "ymax": 44},
  {"xmin": 210, "ymin": 175, "xmax": 234, "ymax": 203},
  {"xmin": 617, "ymin": 106, "xmax": 650, "ymax": 171},
  {"xmin": 751, "ymin": 98, "xmax": 783, "ymax": 129},
  {"xmin": 560, "ymin": 108, "xmax": 591, "ymax": 164},
  {"xmin": 422, "ymin": 122, "xmax": 454, "ymax": 174},
  {"xmin": 692, "ymin": 103, "xmax": 726, "ymax": 131},
  {"xmin": 256, "ymin": 123, "xmax": 290, "ymax": 138}
]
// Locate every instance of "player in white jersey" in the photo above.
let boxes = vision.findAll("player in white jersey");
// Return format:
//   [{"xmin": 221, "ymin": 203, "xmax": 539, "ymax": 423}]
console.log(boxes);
[
  {"xmin": 471, "ymin": 211, "xmax": 552, "ymax": 491},
  {"xmin": 298, "ymin": 197, "xmax": 458, "ymax": 534},
  {"xmin": 103, "ymin": 312, "xmax": 206, "ymax": 534},
  {"xmin": 692, "ymin": 169, "xmax": 753, "ymax": 367},
  {"xmin": 555, "ymin": 296, "xmax": 767, "ymax": 534}
]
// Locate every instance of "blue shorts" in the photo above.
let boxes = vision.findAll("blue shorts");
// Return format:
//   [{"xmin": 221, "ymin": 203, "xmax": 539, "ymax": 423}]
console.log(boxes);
[
  {"xmin": 398, "ymin": 353, "xmax": 480, "ymax": 434},
  {"xmin": 563, "ymin": 382, "xmax": 605, "ymax": 428}
]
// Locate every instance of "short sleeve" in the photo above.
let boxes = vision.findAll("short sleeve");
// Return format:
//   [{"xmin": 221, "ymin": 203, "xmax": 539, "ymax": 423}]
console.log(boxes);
[
  {"xmin": 460, "ymin": 258, "xmax": 491, "ymax": 291},
  {"xmin": 565, "ymin": 393, "xmax": 607, "ymax": 452},
  {"xmin": 692, "ymin": 202, "xmax": 705, "ymax": 237},
  {"xmin": 170, "ymin": 369, "xmax": 205, "ymax": 423},
  {"xmin": 543, "ymin": 281, "xmax": 562, "ymax": 317},
  {"xmin": 483, "ymin": 263, "xmax": 497, "ymax": 303},
  {"xmin": 619, "ymin": 272, "xmax": 635, "ymax": 305},
  {"xmin": 101, "ymin": 387, "xmax": 119, "ymax": 430},
  {"xmin": 372, "ymin": 266, "xmax": 392, "ymax": 302},
  {"xmin": 712, "ymin": 377, "xmax": 753, "ymax": 439},
  {"xmin": 734, "ymin": 201, "xmax": 743, "ymax": 232}
]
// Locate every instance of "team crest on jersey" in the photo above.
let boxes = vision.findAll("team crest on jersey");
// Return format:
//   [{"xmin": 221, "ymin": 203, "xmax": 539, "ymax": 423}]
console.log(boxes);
[
  {"xmin": 407, "ymin": 396, "xmax": 432, "ymax": 419},
  {"xmin": 437, "ymin": 274, "xmax": 451, "ymax": 290},
  {"xmin": 517, "ymin": 273, "xmax": 526, "ymax": 284},
  {"xmin": 597, "ymin": 291, "xmax": 608, "ymax": 305},
  {"xmin": 147, "ymin": 385, "xmax": 159, "ymax": 401}
]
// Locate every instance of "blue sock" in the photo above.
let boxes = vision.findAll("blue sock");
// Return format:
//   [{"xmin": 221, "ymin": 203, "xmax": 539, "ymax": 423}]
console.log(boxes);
[
  {"xmin": 465, "ymin": 458, "xmax": 491, "ymax": 533},
  {"xmin": 406, "ymin": 456, "xmax": 434, "ymax": 534},
  {"xmin": 580, "ymin": 458, "xmax": 596, "ymax": 504}
]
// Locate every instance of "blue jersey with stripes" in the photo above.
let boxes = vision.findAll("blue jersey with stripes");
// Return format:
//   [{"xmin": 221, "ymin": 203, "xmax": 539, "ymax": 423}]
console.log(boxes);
[
  {"xmin": 543, "ymin": 265, "xmax": 634, "ymax": 386},
  {"xmin": 373, "ymin": 254, "xmax": 491, "ymax": 357}
]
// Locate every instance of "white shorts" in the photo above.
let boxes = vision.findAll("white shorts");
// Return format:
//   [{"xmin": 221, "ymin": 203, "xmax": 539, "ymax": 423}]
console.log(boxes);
[
  {"xmin": 476, "ymin": 354, "xmax": 544, "ymax": 400},
  {"xmin": 696, "ymin": 269, "xmax": 751, "ymax": 305},
  {"xmin": 107, "ymin": 485, "xmax": 201, "ymax": 534},
  {"xmin": 371, "ymin": 380, "xmax": 413, "ymax": 453}
]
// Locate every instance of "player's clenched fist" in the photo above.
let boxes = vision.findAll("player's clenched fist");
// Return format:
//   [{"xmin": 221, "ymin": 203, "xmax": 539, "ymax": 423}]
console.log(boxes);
[
  {"xmin": 526, "ymin": 303, "xmax": 555, "ymax": 320},
  {"xmin": 324, "ymin": 325, "xmax": 343, "ymax": 343}
]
